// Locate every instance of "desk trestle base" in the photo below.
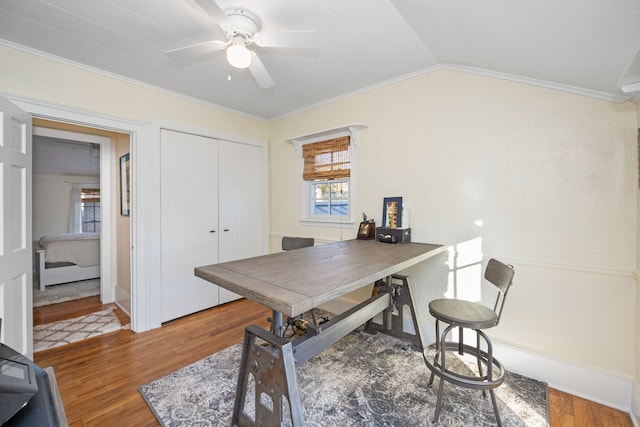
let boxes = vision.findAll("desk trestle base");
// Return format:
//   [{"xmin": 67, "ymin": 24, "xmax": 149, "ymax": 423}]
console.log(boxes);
[
  {"xmin": 233, "ymin": 275, "xmax": 423, "ymax": 427},
  {"xmin": 363, "ymin": 274, "xmax": 423, "ymax": 350},
  {"xmin": 233, "ymin": 325, "xmax": 304, "ymax": 427}
]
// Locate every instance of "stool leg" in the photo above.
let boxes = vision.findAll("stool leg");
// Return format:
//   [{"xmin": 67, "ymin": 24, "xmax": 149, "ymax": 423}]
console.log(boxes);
[
  {"xmin": 428, "ymin": 355, "xmax": 437, "ymax": 387},
  {"xmin": 428, "ymin": 320, "xmax": 441, "ymax": 387},
  {"xmin": 433, "ymin": 377, "xmax": 445, "ymax": 423},
  {"xmin": 490, "ymin": 388, "xmax": 502, "ymax": 427},
  {"xmin": 476, "ymin": 330, "xmax": 487, "ymax": 398}
]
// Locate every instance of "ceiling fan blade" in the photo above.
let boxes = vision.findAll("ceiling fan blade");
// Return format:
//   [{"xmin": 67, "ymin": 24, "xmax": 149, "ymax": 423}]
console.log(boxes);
[
  {"xmin": 248, "ymin": 52, "xmax": 274, "ymax": 88},
  {"xmin": 167, "ymin": 40, "xmax": 227, "ymax": 59},
  {"xmin": 187, "ymin": 0, "xmax": 229, "ymax": 26},
  {"xmin": 253, "ymin": 31, "xmax": 319, "ymax": 49}
]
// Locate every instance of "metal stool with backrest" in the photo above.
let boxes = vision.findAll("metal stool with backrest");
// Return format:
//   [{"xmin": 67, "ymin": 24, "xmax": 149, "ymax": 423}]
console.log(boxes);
[{"xmin": 423, "ymin": 258, "xmax": 515, "ymax": 426}]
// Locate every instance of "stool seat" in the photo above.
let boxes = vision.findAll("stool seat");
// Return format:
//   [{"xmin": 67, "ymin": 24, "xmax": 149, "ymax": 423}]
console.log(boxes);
[{"xmin": 429, "ymin": 299, "xmax": 498, "ymax": 330}]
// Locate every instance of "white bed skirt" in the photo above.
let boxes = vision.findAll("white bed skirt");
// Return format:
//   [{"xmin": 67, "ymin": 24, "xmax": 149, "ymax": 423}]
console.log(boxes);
[{"xmin": 36, "ymin": 249, "xmax": 100, "ymax": 291}]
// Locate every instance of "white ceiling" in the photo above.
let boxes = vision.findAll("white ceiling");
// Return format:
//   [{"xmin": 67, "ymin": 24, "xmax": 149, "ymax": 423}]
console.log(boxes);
[
  {"xmin": 33, "ymin": 136, "xmax": 100, "ymax": 176},
  {"xmin": 1, "ymin": 0, "xmax": 639, "ymax": 120}
]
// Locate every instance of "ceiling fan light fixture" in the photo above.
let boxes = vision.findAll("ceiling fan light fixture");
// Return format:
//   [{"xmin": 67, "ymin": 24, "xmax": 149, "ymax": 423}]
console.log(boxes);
[{"xmin": 226, "ymin": 43, "xmax": 252, "ymax": 69}]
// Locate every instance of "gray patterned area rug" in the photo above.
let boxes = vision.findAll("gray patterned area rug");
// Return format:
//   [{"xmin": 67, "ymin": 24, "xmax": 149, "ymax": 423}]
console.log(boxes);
[
  {"xmin": 139, "ymin": 331, "xmax": 548, "ymax": 426},
  {"xmin": 33, "ymin": 278, "xmax": 100, "ymax": 307}
]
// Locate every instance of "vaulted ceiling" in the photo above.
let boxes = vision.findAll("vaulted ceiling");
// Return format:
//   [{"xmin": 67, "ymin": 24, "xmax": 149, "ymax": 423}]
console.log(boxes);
[{"xmin": 1, "ymin": 0, "xmax": 639, "ymax": 120}]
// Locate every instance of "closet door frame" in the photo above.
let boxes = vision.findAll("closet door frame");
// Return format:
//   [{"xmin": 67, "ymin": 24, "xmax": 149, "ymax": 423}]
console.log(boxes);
[{"xmin": 153, "ymin": 120, "xmax": 268, "ymax": 327}]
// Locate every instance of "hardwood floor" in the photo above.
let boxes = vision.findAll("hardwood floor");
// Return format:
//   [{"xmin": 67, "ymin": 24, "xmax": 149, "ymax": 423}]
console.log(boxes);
[{"xmin": 34, "ymin": 297, "xmax": 633, "ymax": 426}]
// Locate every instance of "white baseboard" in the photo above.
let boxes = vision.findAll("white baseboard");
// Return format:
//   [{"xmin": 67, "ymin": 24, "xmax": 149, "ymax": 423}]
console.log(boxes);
[
  {"xmin": 630, "ymin": 383, "xmax": 640, "ymax": 427},
  {"xmin": 114, "ymin": 286, "xmax": 131, "ymax": 317},
  {"xmin": 493, "ymin": 341, "xmax": 632, "ymax": 413}
]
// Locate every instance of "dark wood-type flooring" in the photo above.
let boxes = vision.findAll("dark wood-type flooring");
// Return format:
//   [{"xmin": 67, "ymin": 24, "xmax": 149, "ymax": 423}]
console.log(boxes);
[{"xmin": 33, "ymin": 297, "xmax": 633, "ymax": 426}]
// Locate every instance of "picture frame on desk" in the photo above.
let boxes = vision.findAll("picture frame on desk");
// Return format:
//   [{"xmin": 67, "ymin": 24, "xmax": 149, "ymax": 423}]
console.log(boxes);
[
  {"xmin": 382, "ymin": 197, "xmax": 402, "ymax": 229},
  {"xmin": 357, "ymin": 222, "xmax": 375, "ymax": 240}
]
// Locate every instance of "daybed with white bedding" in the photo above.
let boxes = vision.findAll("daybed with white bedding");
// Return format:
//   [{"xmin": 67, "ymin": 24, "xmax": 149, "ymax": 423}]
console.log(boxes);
[{"xmin": 35, "ymin": 232, "xmax": 100, "ymax": 291}]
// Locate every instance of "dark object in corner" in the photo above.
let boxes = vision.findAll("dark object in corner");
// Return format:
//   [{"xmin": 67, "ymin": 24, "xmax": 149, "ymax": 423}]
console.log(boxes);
[
  {"xmin": 0, "ymin": 318, "xmax": 61, "ymax": 426},
  {"xmin": 375, "ymin": 227, "xmax": 411, "ymax": 243}
]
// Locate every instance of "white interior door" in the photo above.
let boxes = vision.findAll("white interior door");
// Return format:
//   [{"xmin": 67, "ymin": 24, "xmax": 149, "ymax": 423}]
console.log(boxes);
[
  {"xmin": 0, "ymin": 96, "xmax": 33, "ymax": 357},
  {"xmin": 160, "ymin": 129, "xmax": 219, "ymax": 322},
  {"xmin": 218, "ymin": 141, "xmax": 263, "ymax": 304}
]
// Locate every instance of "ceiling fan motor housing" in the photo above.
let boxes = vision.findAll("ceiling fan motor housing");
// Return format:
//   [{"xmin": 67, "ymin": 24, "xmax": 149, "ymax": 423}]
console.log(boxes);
[{"xmin": 224, "ymin": 8, "xmax": 260, "ymax": 41}]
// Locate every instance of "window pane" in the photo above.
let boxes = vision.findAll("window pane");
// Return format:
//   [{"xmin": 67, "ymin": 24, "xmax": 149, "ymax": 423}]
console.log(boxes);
[
  {"xmin": 81, "ymin": 201, "xmax": 101, "ymax": 233},
  {"xmin": 330, "ymin": 182, "xmax": 349, "ymax": 216},
  {"xmin": 311, "ymin": 180, "xmax": 349, "ymax": 217}
]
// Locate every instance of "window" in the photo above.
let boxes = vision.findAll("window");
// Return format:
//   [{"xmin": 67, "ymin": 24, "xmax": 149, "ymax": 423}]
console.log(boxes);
[
  {"xmin": 81, "ymin": 187, "xmax": 101, "ymax": 232},
  {"xmin": 289, "ymin": 124, "xmax": 365, "ymax": 226},
  {"xmin": 310, "ymin": 179, "xmax": 349, "ymax": 216},
  {"xmin": 303, "ymin": 136, "xmax": 351, "ymax": 220}
]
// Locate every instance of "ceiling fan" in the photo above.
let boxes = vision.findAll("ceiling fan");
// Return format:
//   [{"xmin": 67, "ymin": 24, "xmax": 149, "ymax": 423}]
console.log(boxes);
[{"xmin": 168, "ymin": 0, "xmax": 319, "ymax": 88}]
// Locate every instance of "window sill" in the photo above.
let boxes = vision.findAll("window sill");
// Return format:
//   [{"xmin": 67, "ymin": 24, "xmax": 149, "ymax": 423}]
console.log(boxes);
[{"xmin": 300, "ymin": 217, "xmax": 356, "ymax": 228}]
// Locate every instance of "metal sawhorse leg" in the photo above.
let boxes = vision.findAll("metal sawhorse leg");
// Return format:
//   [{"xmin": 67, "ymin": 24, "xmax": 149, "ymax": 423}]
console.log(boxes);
[
  {"xmin": 233, "ymin": 325, "xmax": 304, "ymax": 426},
  {"xmin": 363, "ymin": 274, "xmax": 423, "ymax": 350},
  {"xmin": 232, "ymin": 275, "xmax": 422, "ymax": 426}
]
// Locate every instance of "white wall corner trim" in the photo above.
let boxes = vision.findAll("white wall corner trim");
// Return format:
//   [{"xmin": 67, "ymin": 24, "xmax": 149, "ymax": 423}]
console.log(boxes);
[
  {"xmin": 442, "ymin": 63, "xmax": 632, "ymax": 103},
  {"xmin": 631, "ymin": 383, "xmax": 640, "ymax": 427}
]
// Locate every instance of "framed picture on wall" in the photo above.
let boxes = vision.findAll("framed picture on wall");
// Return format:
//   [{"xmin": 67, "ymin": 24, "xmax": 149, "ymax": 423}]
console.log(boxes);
[
  {"xmin": 382, "ymin": 196, "xmax": 402, "ymax": 229},
  {"xmin": 120, "ymin": 153, "xmax": 130, "ymax": 216}
]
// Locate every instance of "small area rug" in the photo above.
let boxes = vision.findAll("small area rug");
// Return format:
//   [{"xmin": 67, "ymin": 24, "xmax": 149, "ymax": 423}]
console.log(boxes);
[
  {"xmin": 33, "ymin": 307, "xmax": 122, "ymax": 352},
  {"xmin": 33, "ymin": 278, "xmax": 100, "ymax": 307},
  {"xmin": 139, "ymin": 332, "xmax": 548, "ymax": 426}
]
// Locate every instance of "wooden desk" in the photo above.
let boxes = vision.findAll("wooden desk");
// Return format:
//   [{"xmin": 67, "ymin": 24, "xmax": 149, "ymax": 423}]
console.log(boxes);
[
  {"xmin": 195, "ymin": 239, "xmax": 445, "ymax": 426},
  {"xmin": 195, "ymin": 239, "xmax": 444, "ymax": 316}
]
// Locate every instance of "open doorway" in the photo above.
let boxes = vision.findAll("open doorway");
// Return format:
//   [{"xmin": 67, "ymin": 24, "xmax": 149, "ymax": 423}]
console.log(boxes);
[{"xmin": 32, "ymin": 118, "xmax": 132, "ymax": 317}]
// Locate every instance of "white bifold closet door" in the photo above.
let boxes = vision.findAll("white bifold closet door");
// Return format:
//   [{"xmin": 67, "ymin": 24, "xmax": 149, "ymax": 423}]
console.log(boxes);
[
  {"xmin": 218, "ymin": 140, "xmax": 263, "ymax": 304},
  {"xmin": 160, "ymin": 130, "xmax": 264, "ymax": 322},
  {"xmin": 160, "ymin": 130, "xmax": 220, "ymax": 322}
]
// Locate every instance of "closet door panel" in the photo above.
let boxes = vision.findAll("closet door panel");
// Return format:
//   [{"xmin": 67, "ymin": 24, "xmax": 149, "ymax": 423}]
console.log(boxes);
[
  {"xmin": 218, "ymin": 141, "xmax": 263, "ymax": 304},
  {"xmin": 160, "ymin": 129, "xmax": 219, "ymax": 322}
]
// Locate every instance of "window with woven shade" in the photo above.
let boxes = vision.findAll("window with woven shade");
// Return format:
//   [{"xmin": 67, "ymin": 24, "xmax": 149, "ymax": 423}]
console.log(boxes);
[
  {"xmin": 289, "ymin": 123, "xmax": 365, "ymax": 225},
  {"xmin": 302, "ymin": 136, "xmax": 350, "ymax": 181},
  {"xmin": 301, "ymin": 136, "xmax": 351, "ymax": 219}
]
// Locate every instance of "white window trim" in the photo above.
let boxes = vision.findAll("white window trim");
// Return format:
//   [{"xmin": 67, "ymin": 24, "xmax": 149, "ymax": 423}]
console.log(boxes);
[{"xmin": 288, "ymin": 123, "xmax": 366, "ymax": 227}]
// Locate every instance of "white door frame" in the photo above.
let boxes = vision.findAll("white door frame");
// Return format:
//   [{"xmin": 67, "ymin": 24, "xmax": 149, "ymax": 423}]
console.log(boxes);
[
  {"xmin": 32, "ymin": 126, "xmax": 113, "ymax": 301},
  {"xmin": 7, "ymin": 95, "xmax": 152, "ymax": 332}
]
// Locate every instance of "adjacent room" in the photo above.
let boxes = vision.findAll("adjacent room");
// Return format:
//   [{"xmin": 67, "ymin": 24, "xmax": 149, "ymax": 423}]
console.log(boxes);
[{"xmin": 0, "ymin": 0, "xmax": 639, "ymax": 426}]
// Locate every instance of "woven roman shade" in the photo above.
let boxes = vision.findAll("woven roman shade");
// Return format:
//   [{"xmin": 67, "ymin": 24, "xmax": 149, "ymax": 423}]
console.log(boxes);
[
  {"xmin": 302, "ymin": 136, "xmax": 350, "ymax": 180},
  {"xmin": 81, "ymin": 188, "xmax": 100, "ymax": 203}
]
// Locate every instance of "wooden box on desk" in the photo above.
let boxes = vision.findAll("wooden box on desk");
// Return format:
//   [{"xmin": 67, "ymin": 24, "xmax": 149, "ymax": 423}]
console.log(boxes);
[{"xmin": 375, "ymin": 227, "xmax": 411, "ymax": 243}]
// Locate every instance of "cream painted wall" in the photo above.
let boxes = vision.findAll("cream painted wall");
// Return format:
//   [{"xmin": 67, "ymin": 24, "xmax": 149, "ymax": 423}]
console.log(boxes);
[
  {"xmin": 32, "ymin": 174, "xmax": 99, "ymax": 240},
  {"xmin": 0, "ymin": 45, "xmax": 268, "ymax": 141},
  {"xmin": 1, "ymin": 43, "xmax": 269, "ymax": 330},
  {"xmin": 269, "ymin": 69, "xmax": 638, "ymax": 379}
]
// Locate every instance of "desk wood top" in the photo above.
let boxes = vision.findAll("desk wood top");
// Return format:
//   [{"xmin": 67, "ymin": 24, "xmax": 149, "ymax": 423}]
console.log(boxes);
[{"xmin": 195, "ymin": 239, "xmax": 445, "ymax": 317}]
